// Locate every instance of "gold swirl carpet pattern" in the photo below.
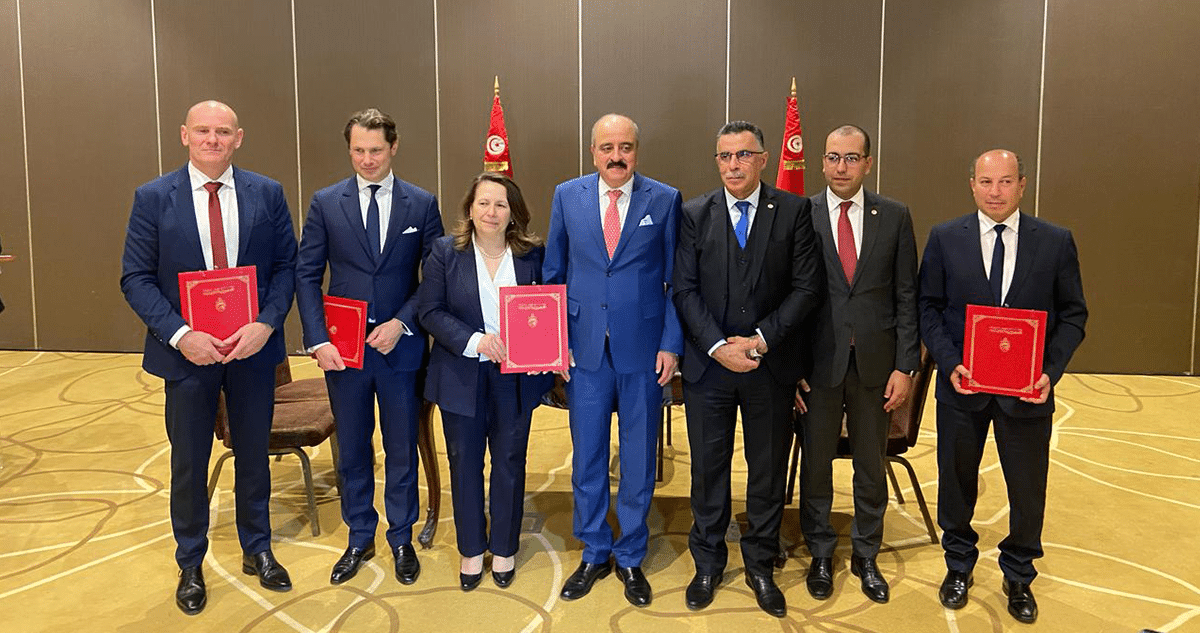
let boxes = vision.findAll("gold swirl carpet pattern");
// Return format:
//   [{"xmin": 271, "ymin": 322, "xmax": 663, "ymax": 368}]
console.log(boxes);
[{"xmin": 0, "ymin": 351, "xmax": 1196, "ymax": 632}]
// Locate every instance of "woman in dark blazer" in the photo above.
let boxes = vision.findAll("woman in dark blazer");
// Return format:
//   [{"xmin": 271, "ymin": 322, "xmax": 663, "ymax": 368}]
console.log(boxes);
[{"xmin": 418, "ymin": 172, "xmax": 554, "ymax": 591}]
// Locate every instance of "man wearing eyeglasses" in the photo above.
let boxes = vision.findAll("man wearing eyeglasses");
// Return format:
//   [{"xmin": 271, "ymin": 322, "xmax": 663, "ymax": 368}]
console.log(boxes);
[
  {"xmin": 673, "ymin": 120, "xmax": 822, "ymax": 617},
  {"xmin": 794, "ymin": 124, "xmax": 919, "ymax": 605}
]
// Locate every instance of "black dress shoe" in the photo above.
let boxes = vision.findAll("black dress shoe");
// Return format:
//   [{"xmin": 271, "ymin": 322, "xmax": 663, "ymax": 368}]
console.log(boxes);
[
  {"xmin": 330, "ymin": 545, "xmax": 375, "ymax": 585},
  {"xmin": 744, "ymin": 572, "xmax": 787, "ymax": 618},
  {"xmin": 175, "ymin": 566, "xmax": 206, "ymax": 616},
  {"xmin": 559, "ymin": 561, "xmax": 612, "ymax": 600},
  {"xmin": 393, "ymin": 544, "xmax": 421, "ymax": 585},
  {"xmin": 460, "ymin": 571, "xmax": 483, "ymax": 591},
  {"xmin": 241, "ymin": 550, "xmax": 292, "ymax": 592},
  {"xmin": 938, "ymin": 570, "xmax": 974, "ymax": 609},
  {"xmin": 492, "ymin": 568, "xmax": 515, "ymax": 588},
  {"xmin": 806, "ymin": 557, "xmax": 834, "ymax": 600},
  {"xmin": 684, "ymin": 573, "xmax": 722, "ymax": 610},
  {"xmin": 1003, "ymin": 578, "xmax": 1038, "ymax": 624},
  {"xmin": 850, "ymin": 555, "xmax": 890, "ymax": 604},
  {"xmin": 615, "ymin": 566, "xmax": 652, "ymax": 607}
]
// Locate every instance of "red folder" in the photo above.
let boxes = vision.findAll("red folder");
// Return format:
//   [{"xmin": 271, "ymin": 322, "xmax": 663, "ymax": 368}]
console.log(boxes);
[
  {"xmin": 178, "ymin": 265, "xmax": 258, "ymax": 343},
  {"xmin": 961, "ymin": 304, "xmax": 1048, "ymax": 397},
  {"xmin": 499, "ymin": 284, "xmax": 568, "ymax": 374},
  {"xmin": 323, "ymin": 295, "xmax": 368, "ymax": 369}
]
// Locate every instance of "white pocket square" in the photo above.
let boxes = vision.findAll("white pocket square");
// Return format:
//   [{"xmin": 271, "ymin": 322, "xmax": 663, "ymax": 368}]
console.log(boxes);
[
  {"xmin": 402, "ymin": 226, "xmax": 419, "ymax": 234},
  {"xmin": 638, "ymin": 215, "xmax": 654, "ymax": 227}
]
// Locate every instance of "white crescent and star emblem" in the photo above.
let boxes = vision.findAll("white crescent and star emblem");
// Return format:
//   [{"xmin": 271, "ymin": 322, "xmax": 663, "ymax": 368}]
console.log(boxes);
[
  {"xmin": 486, "ymin": 134, "xmax": 507, "ymax": 155},
  {"xmin": 786, "ymin": 134, "xmax": 803, "ymax": 154}
]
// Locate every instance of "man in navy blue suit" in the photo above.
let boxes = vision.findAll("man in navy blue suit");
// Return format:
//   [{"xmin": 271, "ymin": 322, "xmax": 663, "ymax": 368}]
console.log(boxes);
[
  {"xmin": 919, "ymin": 149, "xmax": 1087, "ymax": 624},
  {"xmin": 295, "ymin": 108, "xmax": 443, "ymax": 587},
  {"xmin": 121, "ymin": 100, "xmax": 298, "ymax": 615},
  {"xmin": 543, "ymin": 113, "xmax": 683, "ymax": 607}
]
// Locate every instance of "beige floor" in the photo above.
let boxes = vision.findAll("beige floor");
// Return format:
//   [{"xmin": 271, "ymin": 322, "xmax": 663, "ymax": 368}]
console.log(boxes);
[{"xmin": 1, "ymin": 351, "xmax": 1197, "ymax": 633}]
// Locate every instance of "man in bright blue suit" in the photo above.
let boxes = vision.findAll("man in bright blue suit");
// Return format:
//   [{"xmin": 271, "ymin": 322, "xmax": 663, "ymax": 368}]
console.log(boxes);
[
  {"xmin": 120, "ymin": 100, "xmax": 298, "ymax": 615},
  {"xmin": 295, "ymin": 108, "xmax": 443, "ymax": 587},
  {"xmin": 543, "ymin": 113, "xmax": 683, "ymax": 607}
]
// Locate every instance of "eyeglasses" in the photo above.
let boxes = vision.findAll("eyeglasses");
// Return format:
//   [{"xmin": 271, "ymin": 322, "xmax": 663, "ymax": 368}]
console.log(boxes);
[
  {"xmin": 714, "ymin": 150, "xmax": 765, "ymax": 163},
  {"xmin": 824, "ymin": 153, "xmax": 864, "ymax": 166}
]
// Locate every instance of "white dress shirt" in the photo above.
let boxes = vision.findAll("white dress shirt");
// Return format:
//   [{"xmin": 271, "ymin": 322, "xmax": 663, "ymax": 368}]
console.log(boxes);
[
  {"xmin": 597, "ymin": 176, "xmax": 634, "ymax": 228},
  {"xmin": 170, "ymin": 163, "xmax": 240, "ymax": 347},
  {"xmin": 825, "ymin": 186, "xmax": 865, "ymax": 258},
  {"xmin": 464, "ymin": 242, "xmax": 517, "ymax": 362},
  {"xmin": 978, "ymin": 210, "xmax": 1020, "ymax": 304},
  {"xmin": 709, "ymin": 183, "xmax": 766, "ymax": 356},
  {"xmin": 357, "ymin": 172, "xmax": 394, "ymax": 253}
]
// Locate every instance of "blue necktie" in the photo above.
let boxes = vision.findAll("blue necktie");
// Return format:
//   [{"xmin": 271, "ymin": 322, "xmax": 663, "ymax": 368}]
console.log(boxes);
[
  {"xmin": 990, "ymin": 224, "xmax": 1006, "ymax": 305},
  {"xmin": 734, "ymin": 201, "xmax": 750, "ymax": 249},
  {"xmin": 366, "ymin": 184, "xmax": 382, "ymax": 263}
]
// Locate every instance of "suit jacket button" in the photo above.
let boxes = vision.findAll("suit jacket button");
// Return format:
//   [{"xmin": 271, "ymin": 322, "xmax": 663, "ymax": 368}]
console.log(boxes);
[
  {"xmin": 601, "ymin": 303, "xmax": 607, "ymax": 309},
  {"xmin": 606, "ymin": 272, "xmax": 612, "ymax": 277}
]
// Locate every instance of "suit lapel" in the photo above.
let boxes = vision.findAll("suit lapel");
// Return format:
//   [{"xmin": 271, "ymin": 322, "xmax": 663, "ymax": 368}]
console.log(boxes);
[
  {"xmin": 579, "ymin": 175, "xmax": 608, "ymax": 258},
  {"xmin": 959, "ymin": 214, "xmax": 990, "ymax": 296},
  {"xmin": 744, "ymin": 183, "xmax": 778, "ymax": 287},
  {"xmin": 171, "ymin": 167, "xmax": 206, "ymax": 269},
  {"xmin": 379, "ymin": 176, "xmax": 410, "ymax": 267},
  {"xmin": 338, "ymin": 178, "xmax": 374, "ymax": 262},
  {"xmin": 810, "ymin": 192, "xmax": 843, "ymax": 289},
  {"xmin": 1008, "ymin": 212, "xmax": 1038, "ymax": 302},
  {"xmin": 233, "ymin": 167, "xmax": 259, "ymax": 266},
  {"xmin": 611, "ymin": 173, "xmax": 648, "ymax": 262},
  {"xmin": 513, "ymin": 249, "xmax": 536, "ymax": 285},
  {"xmin": 854, "ymin": 191, "xmax": 882, "ymax": 288},
  {"xmin": 459, "ymin": 246, "xmax": 485, "ymax": 329}
]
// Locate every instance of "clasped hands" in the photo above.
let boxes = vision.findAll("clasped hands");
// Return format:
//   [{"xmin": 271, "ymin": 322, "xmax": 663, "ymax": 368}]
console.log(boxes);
[
  {"xmin": 179, "ymin": 321, "xmax": 273, "ymax": 366},
  {"xmin": 712, "ymin": 334, "xmax": 767, "ymax": 373}
]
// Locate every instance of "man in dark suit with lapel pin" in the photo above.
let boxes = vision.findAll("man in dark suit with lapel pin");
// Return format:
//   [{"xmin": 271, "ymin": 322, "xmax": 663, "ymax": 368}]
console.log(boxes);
[
  {"xmin": 121, "ymin": 100, "xmax": 298, "ymax": 615},
  {"xmin": 543, "ymin": 114, "xmax": 683, "ymax": 607},
  {"xmin": 919, "ymin": 149, "xmax": 1087, "ymax": 624},
  {"xmin": 795, "ymin": 124, "xmax": 919, "ymax": 604},
  {"xmin": 295, "ymin": 108, "xmax": 443, "ymax": 586},
  {"xmin": 673, "ymin": 120, "xmax": 823, "ymax": 617}
]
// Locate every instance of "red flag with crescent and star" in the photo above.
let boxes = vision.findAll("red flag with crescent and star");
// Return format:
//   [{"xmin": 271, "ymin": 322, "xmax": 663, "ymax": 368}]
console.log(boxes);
[
  {"xmin": 483, "ymin": 76, "xmax": 513, "ymax": 177},
  {"xmin": 775, "ymin": 77, "xmax": 805, "ymax": 196}
]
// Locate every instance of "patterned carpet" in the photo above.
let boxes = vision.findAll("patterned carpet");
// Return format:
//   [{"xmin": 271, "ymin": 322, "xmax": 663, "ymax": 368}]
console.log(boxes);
[{"xmin": 0, "ymin": 351, "xmax": 1197, "ymax": 632}]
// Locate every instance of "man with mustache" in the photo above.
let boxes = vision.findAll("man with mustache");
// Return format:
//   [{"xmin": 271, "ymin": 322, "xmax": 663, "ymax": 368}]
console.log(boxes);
[
  {"xmin": 673, "ymin": 120, "xmax": 822, "ymax": 617},
  {"xmin": 544, "ymin": 113, "xmax": 683, "ymax": 607}
]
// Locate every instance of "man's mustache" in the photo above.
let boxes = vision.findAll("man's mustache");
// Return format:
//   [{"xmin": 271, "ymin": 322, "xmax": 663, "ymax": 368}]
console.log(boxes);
[{"xmin": 606, "ymin": 160, "xmax": 628, "ymax": 170}]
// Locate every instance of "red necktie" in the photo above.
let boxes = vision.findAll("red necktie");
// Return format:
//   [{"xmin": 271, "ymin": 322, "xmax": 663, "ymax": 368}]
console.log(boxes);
[
  {"xmin": 603, "ymin": 189, "xmax": 622, "ymax": 258},
  {"xmin": 204, "ymin": 182, "xmax": 228, "ymax": 269},
  {"xmin": 837, "ymin": 200, "xmax": 856, "ymax": 283}
]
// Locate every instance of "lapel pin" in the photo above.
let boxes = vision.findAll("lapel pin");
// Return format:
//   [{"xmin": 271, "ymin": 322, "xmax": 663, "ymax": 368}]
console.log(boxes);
[
  {"xmin": 871, "ymin": 208, "xmax": 878, "ymax": 215},
  {"xmin": 767, "ymin": 203, "xmax": 774, "ymax": 209}
]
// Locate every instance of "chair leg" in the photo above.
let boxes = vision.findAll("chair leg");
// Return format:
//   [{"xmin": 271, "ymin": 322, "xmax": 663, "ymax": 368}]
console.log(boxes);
[
  {"xmin": 284, "ymin": 448, "xmax": 320, "ymax": 537},
  {"xmin": 889, "ymin": 455, "xmax": 938, "ymax": 544},
  {"xmin": 206, "ymin": 450, "xmax": 235, "ymax": 500},
  {"xmin": 784, "ymin": 433, "xmax": 801, "ymax": 505},
  {"xmin": 885, "ymin": 460, "xmax": 906, "ymax": 504},
  {"xmin": 416, "ymin": 400, "xmax": 440, "ymax": 549},
  {"xmin": 665, "ymin": 404, "xmax": 673, "ymax": 447},
  {"xmin": 656, "ymin": 404, "xmax": 665, "ymax": 483}
]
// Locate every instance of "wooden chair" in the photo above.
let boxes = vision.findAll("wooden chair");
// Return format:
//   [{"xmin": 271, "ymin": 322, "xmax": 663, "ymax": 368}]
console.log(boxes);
[{"xmin": 786, "ymin": 346, "xmax": 939, "ymax": 545}]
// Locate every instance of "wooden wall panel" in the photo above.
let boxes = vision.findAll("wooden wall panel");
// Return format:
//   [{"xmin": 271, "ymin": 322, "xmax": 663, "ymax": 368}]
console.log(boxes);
[
  {"xmin": 22, "ymin": 0, "xmax": 158, "ymax": 351},
  {"xmin": 582, "ymin": 0, "xmax": 726, "ymax": 202},
  {"xmin": 1039, "ymin": 0, "xmax": 1200, "ymax": 373},
  {"xmin": 438, "ymin": 0, "xmax": 579, "ymax": 239},
  {"xmin": 729, "ymin": 0, "xmax": 882, "ymax": 199},
  {"xmin": 0, "ymin": 0, "xmax": 33, "ymax": 347}
]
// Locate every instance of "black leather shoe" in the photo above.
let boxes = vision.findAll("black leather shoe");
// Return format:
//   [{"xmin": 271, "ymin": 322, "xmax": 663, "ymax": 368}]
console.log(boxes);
[
  {"xmin": 393, "ymin": 544, "xmax": 420, "ymax": 585},
  {"xmin": 559, "ymin": 561, "xmax": 612, "ymax": 600},
  {"xmin": 938, "ymin": 570, "xmax": 974, "ymax": 609},
  {"xmin": 330, "ymin": 545, "xmax": 375, "ymax": 585},
  {"xmin": 806, "ymin": 557, "xmax": 834, "ymax": 600},
  {"xmin": 850, "ymin": 555, "xmax": 890, "ymax": 604},
  {"xmin": 615, "ymin": 566, "xmax": 652, "ymax": 607},
  {"xmin": 1003, "ymin": 578, "xmax": 1038, "ymax": 624},
  {"xmin": 241, "ymin": 550, "xmax": 292, "ymax": 592},
  {"xmin": 492, "ymin": 569, "xmax": 515, "ymax": 588},
  {"xmin": 684, "ymin": 573, "xmax": 722, "ymax": 610},
  {"xmin": 175, "ymin": 566, "xmax": 206, "ymax": 615},
  {"xmin": 744, "ymin": 572, "xmax": 787, "ymax": 618},
  {"xmin": 460, "ymin": 571, "xmax": 483, "ymax": 591}
]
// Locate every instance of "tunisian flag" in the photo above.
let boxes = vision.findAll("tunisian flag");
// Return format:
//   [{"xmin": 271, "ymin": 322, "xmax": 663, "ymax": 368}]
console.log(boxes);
[
  {"xmin": 775, "ymin": 77, "xmax": 805, "ymax": 196},
  {"xmin": 483, "ymin": 76, "xmax": 513, "ymax": 177}
]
